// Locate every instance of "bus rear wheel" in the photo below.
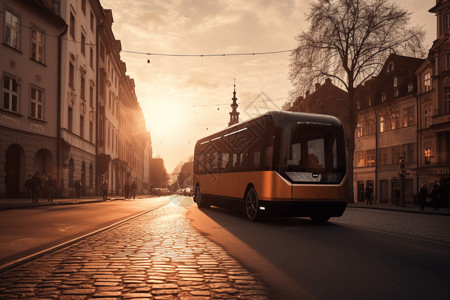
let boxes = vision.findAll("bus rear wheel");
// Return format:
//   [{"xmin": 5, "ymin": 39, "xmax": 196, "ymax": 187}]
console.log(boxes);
[
  {"xmin": 245, "ymin": 186, "xmax": 260, "ymax": 221},
  {"xmin": 195, "ymin": 185, "xmax": 209, "ymax": 208}
]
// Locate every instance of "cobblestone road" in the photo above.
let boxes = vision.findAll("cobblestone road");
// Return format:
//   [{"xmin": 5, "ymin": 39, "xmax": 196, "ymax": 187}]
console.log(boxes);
[{"xmin": 0, "ymin": 202, "xmax": 268, "ymax": 299}]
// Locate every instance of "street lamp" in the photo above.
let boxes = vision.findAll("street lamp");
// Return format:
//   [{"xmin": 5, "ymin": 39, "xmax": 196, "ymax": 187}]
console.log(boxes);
[{"xmin": 424, "ymin": 147, "xmax": 431, "ymax": 165}]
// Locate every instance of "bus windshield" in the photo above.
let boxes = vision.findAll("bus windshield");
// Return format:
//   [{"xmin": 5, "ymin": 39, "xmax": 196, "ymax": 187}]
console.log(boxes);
[{"xmin": 277, "ymin": 122, "xmax": 346, "ymax": 184}]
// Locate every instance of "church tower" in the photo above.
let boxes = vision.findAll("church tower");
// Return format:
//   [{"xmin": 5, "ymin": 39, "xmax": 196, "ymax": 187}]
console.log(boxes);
[{"xmin": 228, "ymin": 82, "xmax": 239, "ymax": 127}]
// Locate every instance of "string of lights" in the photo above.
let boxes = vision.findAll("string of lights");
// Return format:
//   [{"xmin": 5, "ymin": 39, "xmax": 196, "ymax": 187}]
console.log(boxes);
[{"xmin": 17, "ymin": 22, "xmax": 294, "ymax": 59}]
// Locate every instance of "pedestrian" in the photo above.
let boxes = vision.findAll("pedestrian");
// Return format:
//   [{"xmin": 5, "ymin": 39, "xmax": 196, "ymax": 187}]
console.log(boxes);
[
  {"xmin": 46, "ymin": 175, "xmax": 56, "ymax": 202},
  {"xmin": 31, "ymin": 172, "xmax": 41, "ymax": 203},
  {"xmin": 365, "ymin": 185, "xmax": 373, "ymax": 206},
  {"xmin": 430, "ymin": 182, "xmax": 440, "ymax": 211},
  {"xmin": 75, "ymin": 179, "xmax": 83, "ymax": 198},
  {"xmin": 131, "ymin": 180, "xmax": 137, "ymax": 199},
  {"xmin": 102, "ymin": 178, "xmax": 109, "ymax": 201},
  {"xmin": 419, "ymin": 183, "xmax": 428, "ymax": 210},
  {"xmin": 124, "ymin": 182, "xmax": 130, "ymax": 199},
  {"xmin": 24, "ymin": 175, "xmax": 33, "ymax": 199}
]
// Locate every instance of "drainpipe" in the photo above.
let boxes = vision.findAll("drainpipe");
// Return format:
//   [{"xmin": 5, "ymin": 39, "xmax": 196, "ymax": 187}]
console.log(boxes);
[
  {"xmin": 57, "ymin": 22, "xmax": 68, "ymax": 198},
  {"xmin": 374, "ymin": 108, "xmax": 378, "ymax": 203},
  {"xmin": 415, "ymin": 92, "xmax": 420, "ymax": 206}
]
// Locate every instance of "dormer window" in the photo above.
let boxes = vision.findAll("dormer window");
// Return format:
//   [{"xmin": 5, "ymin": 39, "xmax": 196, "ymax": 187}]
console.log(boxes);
[
  {"xmin": 393, "ymin": 77, "xmax": 398, "ymax": 87},
  {"xmin": 387, "ymin": 62, "xmax": 394, "ymax": 73}
]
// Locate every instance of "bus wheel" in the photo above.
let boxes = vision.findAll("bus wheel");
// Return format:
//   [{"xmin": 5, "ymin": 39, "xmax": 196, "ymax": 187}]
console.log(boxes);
[
  {"xmin": 195, "ymin": 185, "xmax": 209, "ymax": 208},
  {"xmin": 245, "ymin": 186, "xmax": 259, "ymax": 221},
  {"xmin": 311, "ymin": 216, "xmax": 330, "ymax": 223}
]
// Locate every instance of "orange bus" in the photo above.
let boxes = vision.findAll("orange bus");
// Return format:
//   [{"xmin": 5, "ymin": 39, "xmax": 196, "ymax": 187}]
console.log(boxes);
[{"xmin": 193, "ymin": 111, "xmax": 347, "ymax": 221}]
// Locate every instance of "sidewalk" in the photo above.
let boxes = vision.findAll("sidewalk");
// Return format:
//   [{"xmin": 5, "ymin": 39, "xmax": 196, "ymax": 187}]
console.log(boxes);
[
  {"xmin": 348, "ymin": 201, "xmax": 450, "ymax": 216},
  {"xmin": 0, "ymin": 195, "xmax": 152, "ymax": 211}
]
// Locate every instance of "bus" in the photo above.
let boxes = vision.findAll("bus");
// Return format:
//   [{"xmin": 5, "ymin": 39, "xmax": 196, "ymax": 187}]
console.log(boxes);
[{"xmin": 193, "ymin": 111, "xmax": 347, "ymax": 222}]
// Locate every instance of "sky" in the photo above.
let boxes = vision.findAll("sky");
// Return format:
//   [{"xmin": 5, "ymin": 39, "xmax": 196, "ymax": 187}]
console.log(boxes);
[{"xmin": 101, "ymin": 0, "xmax": 435, "ymax": 173}]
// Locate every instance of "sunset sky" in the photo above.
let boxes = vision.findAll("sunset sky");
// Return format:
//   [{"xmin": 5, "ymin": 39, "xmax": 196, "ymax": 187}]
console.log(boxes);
[{"xmin": 101, "ymin": 0, "xmax": 434, "ymax": 173}]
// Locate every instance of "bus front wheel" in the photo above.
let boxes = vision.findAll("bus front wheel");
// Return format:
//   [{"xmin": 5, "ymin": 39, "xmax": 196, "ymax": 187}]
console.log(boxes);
[
  {"xmin": 195, "ymin": 185, "xmax": 210, "ymax": 208},
  {"xmin": 245, "ymin": 186, "xmax": 260, "ymax": 221}
]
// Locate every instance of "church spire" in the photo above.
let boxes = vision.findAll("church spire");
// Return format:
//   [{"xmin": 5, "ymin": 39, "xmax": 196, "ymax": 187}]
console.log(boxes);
[{"xmin": 228, "ymin": 80, "xmax": 239, "ymax": 127}]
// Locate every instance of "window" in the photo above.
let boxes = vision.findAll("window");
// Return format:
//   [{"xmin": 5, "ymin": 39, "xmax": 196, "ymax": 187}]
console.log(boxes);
[
  {"xmin": 68, "ymin": 159, "xmax": 74, "ymax": 187},
  {"xmin": 391, "ymin": 145, "xmax": 403, "ymax": 165},
  {"xmin": 445, "ymin": 86, "xmax": 450, "ymax": 114},
  {"xmin": 387, "ymin": 62, "xmax": 394, "ymax": 73},
  {"xmin": 89, "ymin": 164, "xmax": 93, "ymax": 188},
  {"xmin": 82, "ymin": 0, "xmax": 86, "ymax": 15},
  {"xmin": 81, "ymin": 32, "xmax": 86, "ymax": 56},
  {"xmin": 356, "ymin": 122, "xmax": 363, "ymax": 137},
  {"xmin": 31, "ymin": 28, "xmax": 44, "ymax": 63},
  {"xmin": 394, "ymin": 89, "xmax": 399, "ymax": 97},
  {"xmin": 89, "ymin": 121, "xmax": 93, "ymax": 142},
  {"xmin": 424, "ymin": 106, "xmax": 431, "ymax": 128},
  {"xmin": 107, "ymin": 125, "xmax": 110, "ymax": 147},
  {"xmin": 381, "ymin": 93, "xmax": 386, "ymax": 102},
  {"xmin": 89, "ymin": 47, "xmax": 93, "ymax": 68},
  {"xmin": 368, "ymin": 96, "xmax": 372, "ymax": 107},
  {"xmin": 3, "ymin": 75, "xmax": 19, "ymax": 113},
  {"xmin": 393, "ymin": 77, "xmax": 398, "ymax": 87},
  {"xmin": 424, "ymin": 73, "xmax": 431, "ymax": 92},
  {"xmin": 366, "ymin": 149, "xmax": 375, "ymax": 167},
  {"xmin": 70, "ymin": 12, "xmax": 75, "ymax": 39},
  {"xmin": 379, "ymin": 116, "xmax": 386, "ymax": 133},
  {"xmin": 99, "ymin": 41, "xmax": 105, "ymax": 61},
  {"xmin": 80, "ymin": 115, "xmax": 84, "ymax": 138},
  {"xmin": 90, "ymin": 11, "xmax": 94, "ymax": 32},
  {"xmin": 390, "ymin": 112, "xmax": 399, "ymax": 130},
  {"xmin": 4, "ymin": 9, "xmax": 20, "ymax": 49},
  {"xmin": 68, "ymin": 106, "xmax": 73, "ymax": 132},
  {"xmin": 30, "ymin": 86, "xmax": 43, "ymax": 120},
  {"xmin": 403, "ymin": 106, "xmax": 415, "ymax": 127},
  {"xmin": 445, "ymin": 13, "xmax": 450, "ymax": 30},
  {"xmin": 408, "ymin": 82, "xmax": 414, "ymax": 93},
  {"xmin": 89, "ymin": 85, "xmax": 94, "ymax": 107},
  {"xmin": 356, "ymin": 151, "xmax": 365, "ymax": 167},
  {"xmin": 69, "ymin": 62, "xmax": 75, "ymax": 89},
  {"xmin": 80, "ymin": 76, "xmax": 85, "ymax": 100}
]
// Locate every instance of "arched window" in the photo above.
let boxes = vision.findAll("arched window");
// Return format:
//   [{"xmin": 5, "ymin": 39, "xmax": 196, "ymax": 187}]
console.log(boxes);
[{"xmin": 68, "ymin": 159, "xmax": 74, "ymax": 187}]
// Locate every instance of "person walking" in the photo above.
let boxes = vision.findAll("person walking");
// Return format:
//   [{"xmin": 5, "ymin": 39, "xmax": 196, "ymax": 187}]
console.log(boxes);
[
  {"xmin": 75, "ymin": 179, "xmax": 81, "ymax": 198},
  {"xmin": 46, "ymin": 175, "xmax": 56, "ymax": 202},
  {"xmin": 430, "ymin": 182, "xmax": 440, "ymax": 211},
  {"xmin": 102, "ymin": 178, "xmax": 109, "ymax": 201},
  {"xmin": 131, "ymin": 180, "xmax": 137, "ymax": 199},
  {"xmin": 365, "ymin": 185, "xmax": 373, "ymax": 206},
  {"xmin": 24, "ymin": 175, "xmax": 33, "ymax": 199},
  {"xmin": 31, "ymin": 172, "xmax": 41, "ymax": 203},
  {"xmin": 419, "ymin": 183, "xmax": 428, "ymax": 210}
]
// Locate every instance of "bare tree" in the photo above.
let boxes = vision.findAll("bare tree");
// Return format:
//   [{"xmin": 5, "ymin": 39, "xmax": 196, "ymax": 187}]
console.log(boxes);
[{"xmin": 290, "ymin": 0, "xmax": 424, "ymax": 202}]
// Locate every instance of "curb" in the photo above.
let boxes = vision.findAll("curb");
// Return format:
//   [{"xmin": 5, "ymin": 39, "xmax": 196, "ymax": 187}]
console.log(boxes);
[
  {"xmin": 348, "ymin": 204, "xmax": 450, "ymax": 216},
  {"xmin": 0, "ymin": 201, "xmax": 167, "ymax": 273}
]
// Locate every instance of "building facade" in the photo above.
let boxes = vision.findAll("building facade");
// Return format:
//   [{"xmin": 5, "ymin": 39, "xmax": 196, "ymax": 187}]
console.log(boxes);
[
  {"xmin": 57, "ymin": 0, "xmax": 104, "ymax": 197},
  {"xmin": 415, "ymin": 0, "xmax": 450, "ymax": 203},
  {"xmin": 354, "ymin": 54, "xmax": 424, "ymax": 205},
  {"xmin": 0, "ymin": 0, "xmax": 65, "ymax": 197},
  {"xmin": 97, "ymin": 9, "xmax": 121, "ymax": 196}
]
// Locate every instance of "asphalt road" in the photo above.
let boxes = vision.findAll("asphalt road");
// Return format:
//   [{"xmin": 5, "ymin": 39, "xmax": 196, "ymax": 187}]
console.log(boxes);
[
  {"xmin": 187, "ymin": 199, "xmax": 450, "ymax": 300},
  {"xmin": 0, "ymin": 196, "xmax": 169, "ymax": 266}
]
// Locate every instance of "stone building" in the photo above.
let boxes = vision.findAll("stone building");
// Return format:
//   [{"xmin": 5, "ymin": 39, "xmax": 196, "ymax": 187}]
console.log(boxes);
[
  {"xmin": 354, "ymin": 54, "xmax": 425, "ymax": 204},
  {"xmin": 56, "ymin": 0, "xmax": 104, "ymax": 197},
  {"xmin": 415, "ymin": 0, "xmax": 450, "ymax": 203},
  {"xmin": 0, "ymin": 0, "xmax": 65, "ymax": 197},
  {"xmin": 97, "ymin": 9, "xmax": 122, "ymax": 196}
]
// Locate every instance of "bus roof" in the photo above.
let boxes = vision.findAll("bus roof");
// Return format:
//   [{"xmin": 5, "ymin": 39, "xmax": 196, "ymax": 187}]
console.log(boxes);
[{"xmin": 195, "ymin": 111, "xmax": 343, "ymax": 147}]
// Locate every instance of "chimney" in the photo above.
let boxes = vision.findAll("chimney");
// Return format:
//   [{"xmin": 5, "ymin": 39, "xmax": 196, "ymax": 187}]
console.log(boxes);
[
  {"xmin": 315, "ymin": 82, "xmax": 321, "ymax": 91},
  {"xmin": 325, "ymin": 78, "xmax": 332, "ymax": 85}
]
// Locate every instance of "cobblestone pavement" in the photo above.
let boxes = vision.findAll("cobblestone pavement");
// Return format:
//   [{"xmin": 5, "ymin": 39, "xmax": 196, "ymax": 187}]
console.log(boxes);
[{"xmin": 0, "ymin": 202, "xmax": 269, "ymax": 299}]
